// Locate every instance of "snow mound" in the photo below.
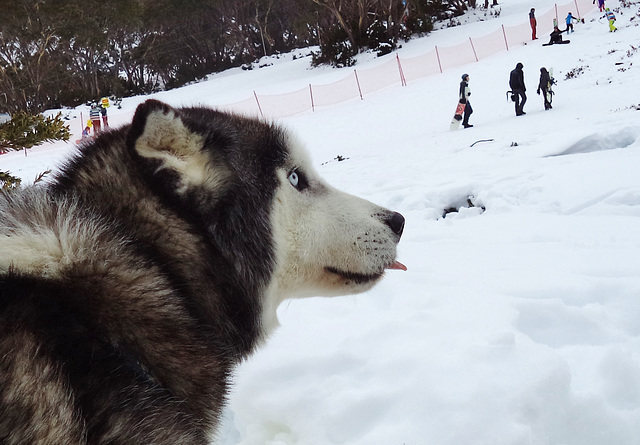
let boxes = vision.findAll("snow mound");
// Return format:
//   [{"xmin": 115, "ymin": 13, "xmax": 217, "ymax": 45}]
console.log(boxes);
[{"xmin": 549, "ymin": 126, "xmax": 640, "ymax": 157}]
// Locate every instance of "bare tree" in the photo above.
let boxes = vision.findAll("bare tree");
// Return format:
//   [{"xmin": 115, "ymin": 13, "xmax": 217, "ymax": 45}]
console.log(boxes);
[{"xmin": 309, "ymin": 0, "xmax": 358, "ymax": 49}]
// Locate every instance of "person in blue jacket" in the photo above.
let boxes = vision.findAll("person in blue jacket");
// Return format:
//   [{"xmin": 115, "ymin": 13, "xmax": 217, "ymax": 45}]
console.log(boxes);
[
  {"xmin": 565, "ymin": 12, "xmax": 578, "ymax": 33},
  {"xmin": 603, "ymin": 8, "xmax": 617, "ymax": 32}
]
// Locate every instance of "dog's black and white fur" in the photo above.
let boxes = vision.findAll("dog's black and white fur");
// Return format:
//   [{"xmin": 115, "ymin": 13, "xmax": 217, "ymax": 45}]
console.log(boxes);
[{"xmin": 0, "ymin": 100, "xmax": 405, "ymax": 444}]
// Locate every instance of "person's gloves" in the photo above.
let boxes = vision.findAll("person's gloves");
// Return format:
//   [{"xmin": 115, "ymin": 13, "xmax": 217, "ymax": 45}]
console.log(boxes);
[{"xmin": 537, "ymin": 89, "xmax": 540, "ymax": 95}]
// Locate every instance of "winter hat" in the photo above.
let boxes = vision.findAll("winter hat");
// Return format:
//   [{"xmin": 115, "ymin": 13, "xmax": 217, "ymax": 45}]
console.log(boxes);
[
  {"xmin": 516, "ymin": 62, "xmax": 524, "ymax": 70},
  {"xmin": 462, "ymin": 74, "xmax": 469, "ymax": 80}
]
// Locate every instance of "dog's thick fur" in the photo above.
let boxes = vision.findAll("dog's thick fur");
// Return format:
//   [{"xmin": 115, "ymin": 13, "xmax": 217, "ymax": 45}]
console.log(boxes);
[{"xmin": 0, "ymin": 100, "xmax": 404, "ymax": 444}]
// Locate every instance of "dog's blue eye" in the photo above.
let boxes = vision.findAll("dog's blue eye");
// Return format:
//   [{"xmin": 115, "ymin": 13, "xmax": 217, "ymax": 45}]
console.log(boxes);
[
  {"xmin": 287, "ymin": 169, "xmax": 309, "ymax": 191},
  {"xmin": 288, "ymin": 171, "xmax": 299, "ymax": 187}
]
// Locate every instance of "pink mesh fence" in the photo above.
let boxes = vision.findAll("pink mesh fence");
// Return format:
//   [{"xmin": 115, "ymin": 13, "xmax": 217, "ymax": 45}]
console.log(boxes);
[
  {"xmin": 536, "ymin": 8, "xmax": 560, "ymax": 36},
  {"xmin": 223, "ymin": 0, "xmax": 596, "ymax": 118},
  {"xmin": 401, "ymin": 51, "xmax": 442, "ymax": 82},
  {"xmin": 356, "ymin": 58, "xmax": 404, "ymax": 96},
  {"xmin": 258, "ymin": 88, "xmax": 311, "ymax": 117},
  {"xmin": 312, "ymin": 73, "xmax": 361, "ymax": 108},
  {"xmin": 471, "ymin": 28, "xmax": 507, "ymax": 60}
]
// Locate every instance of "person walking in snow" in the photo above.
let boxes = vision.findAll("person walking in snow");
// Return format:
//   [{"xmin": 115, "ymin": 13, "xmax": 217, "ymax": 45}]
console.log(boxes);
[
  {"xmin": 565, "ymin": 12, "xmax": 578, "ymax": 33},
  {"xmin": 459, "ymin": 74, "xmax": 473, "ymax": 128},
  {"xmin": 509, "ymin": 62, "xmax": 527, "ymax": 116},
  {"xmin": 537, "ymin": 67, "xmax": 554, "ymax": 110},
  {"xmin": 529, "ymin": 8, "xmax": 538, "ymax": 40},
  {"xmin": 89, "ymin": 103, "xmax": 102, "ymax": 134},
  {"xmin": 595, "ymin": 0, "xmax": 605, "ymax": 13},
  {"xmin": 603, "ymin": 8, "xmax": 617, "ymax": 32}
]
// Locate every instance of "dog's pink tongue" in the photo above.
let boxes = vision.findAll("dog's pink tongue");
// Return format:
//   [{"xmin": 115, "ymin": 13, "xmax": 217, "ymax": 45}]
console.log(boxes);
[{"xmin": 387, "ymin": 261, "xmax": 407, "ymax": 271}]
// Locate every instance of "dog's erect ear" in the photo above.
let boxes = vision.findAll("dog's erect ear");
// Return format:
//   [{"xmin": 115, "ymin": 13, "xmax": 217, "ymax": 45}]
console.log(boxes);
[
  {"xmin": 128, "ymin": 99, "xmax": 204, "ymax": 163},
  {"xmin": 127, "ymin": 99, "xmax": 212, "ymax": 191}
]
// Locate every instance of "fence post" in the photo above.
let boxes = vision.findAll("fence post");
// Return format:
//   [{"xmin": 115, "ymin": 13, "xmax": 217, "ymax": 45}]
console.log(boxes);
[
  {"xmin": 354, "ymin": 69, "xmax": 363, "ymax": 100},
  {"xmin": 501, "ymin": 25, "xmax": 509, "ymax": 51},
  {"xmin": 309, "ymin": 84, "xmax": 315, "ymax": 112},
  {"xmin": 469, "ymin": 37, "xmax": 479, "ymax": 62},
  {"xmin": 253, "ymin": 91, "xmax": 263, "ymax": 117},
  {"xmin": 396, "ymin": 54, "xmax": 407, "ymax": 86},
  {"xmin": 555, "ymin": 4, "xmax": 559, "ymax": 25},
  {"xmin": 435, "ymin": 46, "xmax": 443, "ymax": 73}
]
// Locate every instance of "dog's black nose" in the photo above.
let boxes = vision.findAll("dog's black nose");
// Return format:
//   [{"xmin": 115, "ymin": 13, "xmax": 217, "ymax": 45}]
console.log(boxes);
[{"xmin": 385, "ymin": 212, "xmax": 405, "ymax": 237}]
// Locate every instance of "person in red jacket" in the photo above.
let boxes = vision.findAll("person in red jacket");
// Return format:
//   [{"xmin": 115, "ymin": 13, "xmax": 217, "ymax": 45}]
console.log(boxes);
[{"xmin": 529, "ymin": 8, "xmax": 537, "ymax": 40}]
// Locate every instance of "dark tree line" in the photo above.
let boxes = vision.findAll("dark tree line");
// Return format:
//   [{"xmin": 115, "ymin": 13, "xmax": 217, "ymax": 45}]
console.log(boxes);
[{"xmin": 0, "ymin": 0, "xmax": 476, "ymax": 114}]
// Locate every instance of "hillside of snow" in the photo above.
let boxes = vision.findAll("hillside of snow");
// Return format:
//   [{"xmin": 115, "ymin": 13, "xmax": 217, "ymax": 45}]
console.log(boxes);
[{"xmin": 2, "ymin": 0, "xmax": 640, "ymax": 443}]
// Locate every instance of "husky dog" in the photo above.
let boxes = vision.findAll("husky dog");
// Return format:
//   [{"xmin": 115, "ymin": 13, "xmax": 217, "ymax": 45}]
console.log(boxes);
[{"xmin": 0, "ymin": 99, "xmax": 405, "ymax": 444}]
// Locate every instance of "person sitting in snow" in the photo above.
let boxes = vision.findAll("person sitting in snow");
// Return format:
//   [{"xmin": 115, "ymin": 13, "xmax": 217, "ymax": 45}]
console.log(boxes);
[{"xmin": 548, "ymin": 26, "xmax": 566, "ymax": 44}]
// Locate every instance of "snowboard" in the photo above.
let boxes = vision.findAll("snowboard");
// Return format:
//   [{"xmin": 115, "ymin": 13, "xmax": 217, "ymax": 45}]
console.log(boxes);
[
  {"xmin": 542, "ymin": 40, "xmax": 570, "ymax": 46},
  {"xmin": 449, "ymin": 100, "xmax": 466, "ymax": 130}
]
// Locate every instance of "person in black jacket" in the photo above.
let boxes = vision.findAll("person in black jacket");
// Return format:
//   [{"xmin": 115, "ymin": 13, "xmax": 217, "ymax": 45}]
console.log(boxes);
[
  {"xmin": 459, "ymin": 73, "xmax": 473, "ymax": 128},
  {"xmin": 548, "ymin": 26, "xmax": 565, "ymax": 44},
  {"xmin": 509, "ymin": 62, "xmax": 526, "ymax": 116},
  {"xmin": 537, "ymin": 67, "xmax": 553, "ymax": 110}
]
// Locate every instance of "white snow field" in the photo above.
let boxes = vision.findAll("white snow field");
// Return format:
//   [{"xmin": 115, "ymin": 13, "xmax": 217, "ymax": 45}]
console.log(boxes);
[{"xmin": 2, "ymin": 0, "xmax": 640, "ymax": 443}]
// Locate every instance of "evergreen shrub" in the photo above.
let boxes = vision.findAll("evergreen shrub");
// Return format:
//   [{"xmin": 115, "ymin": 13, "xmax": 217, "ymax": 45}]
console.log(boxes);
[
  {"xmin": 367, "ymin": 20, "xmax": 396, "ymax": 56},
  {"xmin": 0, "ymin": 112, "xmax": 70, "ymax": 152},
  {"xmin": 311, "ymin": 26, "xmax": 357, "ymax": 68},
  {"xmin": 0, "ymin": 171, "xmax": 21, "ymax": 190}
]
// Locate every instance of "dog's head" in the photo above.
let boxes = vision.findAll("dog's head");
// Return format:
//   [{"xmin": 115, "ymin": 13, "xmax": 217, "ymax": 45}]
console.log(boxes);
[
  {"xmin": 128, "ymin": 100, "xmax": 405, "ymax": 321},
  {"xmin": 269, "ymin": 136, "xmax": 406, "ymax": 300}
]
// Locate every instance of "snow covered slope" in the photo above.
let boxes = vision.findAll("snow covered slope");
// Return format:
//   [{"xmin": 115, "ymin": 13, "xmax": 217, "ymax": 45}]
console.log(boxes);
[{"xmin": 2, "ymin": 0, "xmax": 640, "ymax": 443}]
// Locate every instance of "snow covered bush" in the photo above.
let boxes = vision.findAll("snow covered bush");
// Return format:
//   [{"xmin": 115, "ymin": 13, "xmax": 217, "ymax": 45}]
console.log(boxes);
[{"xmin": 311, "ymin": 26, "xmax": 357, "ymax": 68}]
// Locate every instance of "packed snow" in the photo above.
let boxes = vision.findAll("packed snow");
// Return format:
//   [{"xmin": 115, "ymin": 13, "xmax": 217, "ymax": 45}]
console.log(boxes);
[{"xmin": 2, "ymin": 0, "xmax": 640, "ymax": 443}]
